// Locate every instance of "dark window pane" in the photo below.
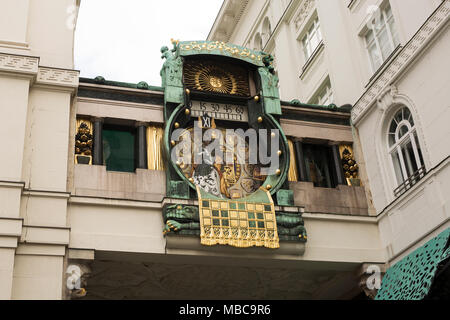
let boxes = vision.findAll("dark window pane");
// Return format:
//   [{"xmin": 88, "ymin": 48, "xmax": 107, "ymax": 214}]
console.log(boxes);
[
  {"xmin": 401, "ymin": 140, "xmax": 418, "ymax": 178},
  {"xmin": 103, "ymin": 125, "xmax": 136, "ymax": 173},
  {"xmin": 414, "ymin": 133, "xmax": 424, "ymax": 168},
  {"xmin": 392, "ymin": 150, "xmax": 405, "ymax": 185},
  {"xmin": 398, "ymin": 125, "xmax": 409, "ymax": 139},
  {"xmin": 303, "ymin": 144, "xmax": 335, "ymax": 188},
  {"xmin": 389, "ymin": 119, "xmax": 397, "ymax": 134},
  {"xmin": 403, "ymin": 108, "xmax": 414, "ymax": 126},
  {"xmin": 394, "ymin": 110, "xmax": 403, "ymax": 124},
  {"xmin": 389, "ymin": 133, "xmax": 396, "ymax": 146}
]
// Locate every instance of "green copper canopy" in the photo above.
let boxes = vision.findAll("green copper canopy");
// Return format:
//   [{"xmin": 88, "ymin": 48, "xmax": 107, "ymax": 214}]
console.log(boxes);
[
  {"xmin": 375, "ymin": 228, "xmax": 450, "ymax": 300},
  {"xmin": 177, "ymin": 40, "xmax": 266, "ymax": 67}
]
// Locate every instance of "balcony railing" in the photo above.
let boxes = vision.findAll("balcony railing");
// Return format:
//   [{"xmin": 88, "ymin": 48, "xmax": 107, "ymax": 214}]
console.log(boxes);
[{"xmin": 394, "ymin": 166, "xmax": 426, "ymax": 197}]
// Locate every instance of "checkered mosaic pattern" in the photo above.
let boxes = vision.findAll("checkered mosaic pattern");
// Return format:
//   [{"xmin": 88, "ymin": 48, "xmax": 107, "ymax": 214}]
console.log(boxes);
[{"xmin": 198, "ymin": 199, "xmax": 280, "ymax": 249}]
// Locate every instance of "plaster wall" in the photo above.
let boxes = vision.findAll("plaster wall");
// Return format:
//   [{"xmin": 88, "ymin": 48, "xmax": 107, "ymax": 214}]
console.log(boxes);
[
  {"xmin": 76, "ymin": 97, "xmax": 164, "ymax": 124},
  {"xmin": 0, "ymin": 0, "xmax": 78, "ymax": 68},
  {"xmin": 73, "ymin": 165, "xmax": 166, "ymax": 202},
  {"xmin": 290, "ymin": 182, "xmax": 369, "ymax": 216},
  {"xmin": 302, "ymin": 213, "xmax": 384, "ymax": 263},
  {"xmin": 0, "ymin": 0, "xmax": 79, "ymax": 300},
  {"xmin": 21, "ymin": 88, "xmax": 72, "ymax": 191},
  {"xmin": 281, "ymin": 119, "xmax": 353, "ymax": 142},
  {"xmin": 11, "ymin": 254, "xmax": 64, "ymax": 300},
  {"xmin": 0, "ymin": 0, "xmax": 30, "ymax": 47},
  {"xmin": 68, "ymin": 202, "xmax": 166, "ymax": 254},
  {"xmin": 0, "ymin": 76, "xmax": 30, "ymax": 181},
  {"xmin": 0, "ymin": 248, "xmax": 15, "ymax": 299}
]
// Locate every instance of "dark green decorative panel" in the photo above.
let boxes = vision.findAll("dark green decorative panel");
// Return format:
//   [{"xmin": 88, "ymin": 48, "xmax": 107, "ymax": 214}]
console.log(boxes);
[
  {"xmin": 375, "ymin": 228, "xmax": 450, "ymax": 300},
  {"xmin": 166, "ymin": 181, "xmax": 190, "ymax": 199},
  {"xmin": 276, "ymin": 190, "xmax": 294, "ymax": 206},
  {"xmin": 102, "ymin": 126, "xmax": 135, "ymax": 173}
]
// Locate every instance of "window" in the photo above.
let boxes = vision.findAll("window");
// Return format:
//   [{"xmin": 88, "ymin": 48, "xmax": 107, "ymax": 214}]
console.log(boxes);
[
  {"xmin": 302, "ymin": 17, "xmax": 322, "ymax": 60},
  {"xmin": 388, "ymin": 107, "xmax": 425, "ymax": 196},
  {"xmin": 365, "ymin": 4, "xmax": 400, "ymax": 71},
  {"xmin": 303, "ymin": 144, "xmax": 337, "ymax": 188},
  {"xmin": 312, "ymin": 79, "xmax": 334, "ymax": 105},
  {"xmin": 102, "ymin": 124, "xmax": 136, "ymax": 172}
]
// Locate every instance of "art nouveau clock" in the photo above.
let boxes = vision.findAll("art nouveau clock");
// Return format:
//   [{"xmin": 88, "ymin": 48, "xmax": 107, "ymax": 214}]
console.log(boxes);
[{"xmin": 160, "ymin": 40, "xmax": 306, "ymax": 248}]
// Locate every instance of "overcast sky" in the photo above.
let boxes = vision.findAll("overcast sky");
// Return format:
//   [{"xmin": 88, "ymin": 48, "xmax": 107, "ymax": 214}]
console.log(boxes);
[{"xmin": 74, "ymin": 0, "xmax": 223, "ymax": 86}]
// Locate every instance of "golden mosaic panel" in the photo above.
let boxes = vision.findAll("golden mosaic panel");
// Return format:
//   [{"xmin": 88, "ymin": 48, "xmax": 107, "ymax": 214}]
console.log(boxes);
[{"xmin": 197, "ymin": 187, "xmax": 280, "ymax": 249}]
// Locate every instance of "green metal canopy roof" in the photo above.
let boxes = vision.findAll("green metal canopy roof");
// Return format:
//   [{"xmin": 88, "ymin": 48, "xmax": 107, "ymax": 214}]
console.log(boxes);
[
  {"xmin": 177, "ymin": 41, "xmax": 266, "ymax": 67},
  {"xmin": 375, "ymin": 228, "xmax": 450, "ymax": 300}
]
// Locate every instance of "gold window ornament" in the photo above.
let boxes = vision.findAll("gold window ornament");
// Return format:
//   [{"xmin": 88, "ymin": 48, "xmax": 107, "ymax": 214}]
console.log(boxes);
[
  {"xmin": 75, "ymin": 119, "xmax": 93, "ymax": 165},
  {"xmin": 339, "ymin": 145, "xmax": 360, "ymax": 186},
  {"xmin": 287, "ymin": 139, "xmax": 299, "ymax": 182},
  {"xmin": 147, "ymin": 125, "xmax": 165, "ymax": 171}
]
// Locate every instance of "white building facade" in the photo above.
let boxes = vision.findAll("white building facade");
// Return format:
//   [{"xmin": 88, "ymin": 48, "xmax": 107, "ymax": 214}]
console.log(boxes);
[
  {"xmin": 208, "ymin": 0, "xmax": 450, "ymax": 268},
  {"xmin": 0, "ymin": 0, "xmax": 80, "ymax": 299}
]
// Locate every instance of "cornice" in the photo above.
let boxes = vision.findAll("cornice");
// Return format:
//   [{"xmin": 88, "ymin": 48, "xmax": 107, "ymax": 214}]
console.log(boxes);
[
  {"xmin": 0, "ymin": 52, "xmax": 79, "ymax": 91},
  {"xmin": 207, "ymin": 0, "xmax": 250, "ymax": 42},
  {"xmin": 0, "ymin": 52, "xmax": 39, "ymax": 75},
  {"xmin": 351, "ymin": 0, "xmax": 450, "ymax": 125},
  {"xmin": 36, "ymin": 67, "xmax": 79, "ymax": 88}
]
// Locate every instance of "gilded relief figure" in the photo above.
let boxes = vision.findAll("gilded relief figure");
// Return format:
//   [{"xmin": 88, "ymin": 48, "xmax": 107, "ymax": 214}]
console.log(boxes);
[{"xmin": 173, "ymin": 127, "xmax": 265, "ymax": 199}]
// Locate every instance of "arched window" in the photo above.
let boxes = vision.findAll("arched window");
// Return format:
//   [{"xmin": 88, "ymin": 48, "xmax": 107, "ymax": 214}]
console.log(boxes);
[{"xmin": 388, "ymin": 106, "xmax": 425, "ymax": 196}]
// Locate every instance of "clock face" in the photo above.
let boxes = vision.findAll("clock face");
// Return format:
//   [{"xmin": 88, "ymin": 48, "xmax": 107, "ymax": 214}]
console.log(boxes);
[{"xmin": 174, "ymin": 126, "xmax": 267, "ymax": 199}]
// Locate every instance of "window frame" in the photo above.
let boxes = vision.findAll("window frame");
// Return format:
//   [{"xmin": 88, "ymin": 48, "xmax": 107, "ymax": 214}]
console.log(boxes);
[
  {"xmin": 308, "ymin": 77, "xmax": 334, "ymax": 106},
  {"xmin": 315, "ymin": 80, "xmax": 334, "ymax": 106},
  {"xmin": 364, "ymin": 3, "xmax": 399, "ymax": 72},
  {"xmin": 387, "ymin": 107, "xmax": 425, "ymax": 196},
  {"xmin": 301, "ymin": 16, "xmax": 322, "ymax": 61}
]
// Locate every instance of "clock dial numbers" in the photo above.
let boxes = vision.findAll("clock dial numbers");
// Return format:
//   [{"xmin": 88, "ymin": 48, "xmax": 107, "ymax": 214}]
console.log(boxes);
[{"xmin": 190, "ymin": 101, "xmax": 249, "ymax": 122}]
